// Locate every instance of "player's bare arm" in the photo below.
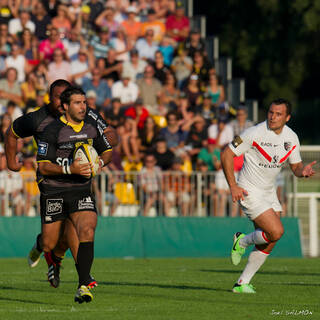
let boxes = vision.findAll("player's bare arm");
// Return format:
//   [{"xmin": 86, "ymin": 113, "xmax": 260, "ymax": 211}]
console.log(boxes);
[
  {"xmin": 4, "ymin": 127, "xmax": 22, "ymax": 171},
  {"xmin": 290, "ymin": 160, "xmax": 316, "ymax": 178},
  {"xmin": 221, "ymin": 146, "xmax": 248, "ymax": 202},
  {"xmin": 38, "ymin": 159, "xmax": 92, "ymax": 178},
  {"xmin": 100, "ymin": 150, "xmax": 113, "ymax": 168},
  {"xmin": 103, "ymin": 126, "xmax": 118, "ymax": 147}
]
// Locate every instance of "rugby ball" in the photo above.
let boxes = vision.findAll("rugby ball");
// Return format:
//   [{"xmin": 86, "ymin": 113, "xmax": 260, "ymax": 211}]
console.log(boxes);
[{"xmin": 73, "ymin": 144, "xmax": 100, "ymax": 177}]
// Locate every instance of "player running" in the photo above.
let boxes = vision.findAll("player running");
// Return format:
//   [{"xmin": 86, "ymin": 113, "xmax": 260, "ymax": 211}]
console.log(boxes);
[
  {"xmin": 37, "ymin": 86, "xmax": 112, "ymax": 303},
  {"xmin": 5, "ymin": 80, "xmax": 117, "ymax": 288},
  {"xmin": 221, "ymin": 98, "xmax": 316, "ymax": 293}
]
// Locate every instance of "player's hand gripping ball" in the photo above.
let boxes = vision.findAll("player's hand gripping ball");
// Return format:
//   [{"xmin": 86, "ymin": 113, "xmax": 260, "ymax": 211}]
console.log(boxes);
[{"xmin": 73, "ymin": 144, "xmax": 99, "ymax": 177}]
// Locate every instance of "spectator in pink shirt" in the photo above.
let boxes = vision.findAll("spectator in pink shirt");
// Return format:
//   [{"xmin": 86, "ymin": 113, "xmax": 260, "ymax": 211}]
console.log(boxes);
[
  {"xmin": 39, "ymin": 27, "xmax": 64, "ymax": 62},
  {"xmin": 165, "ymin": 2, "xmax": 189, "ymax": 42}
]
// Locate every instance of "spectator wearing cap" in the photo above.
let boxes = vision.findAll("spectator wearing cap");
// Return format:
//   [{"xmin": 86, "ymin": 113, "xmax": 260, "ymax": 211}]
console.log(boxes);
[
  {"xmin": 141, "ymin": 8, "xmax": 166, "ymax": 44},
  {"xmin": 104, "ymin": 97, "xmax": 126, "ymax": 129},
  {"xmin": 111, "ymin": 72, "xmax": 138, "ymax": 106},
  {"xmin": 75, "ymin": 5, "xmax": 96, "ymax": 42},
  {"xmin": 229, "ymin": 105, "xmax": 254, "ymax": 136},
  {"xmin": 135, "ymin": 29, "xmax": 159, "ymax": 61},
  {"xmin": 86, "ymin": 90, "xmax": 98, "ymax": 110},
  {"xmin": 197, "ymin": 138, "xmax": 220, "ymax": 172},
  {"xmin": 68, "ymin": 0, "xmax": 82, "ymax": 24},
  {"xmin": 39, "ymin": 27, "xmax": 65, "ymax": 62},
  {"xmin": 165, "ymin": 2, "xmax": 190, "ymax": 42},
  {"xmin": 192, "ymin": 50, "xmax": 212, "ymax": 85},
  {"xmin": 89, "ymin": 26, "xmax": 114, "ymax": 59},
  {"xmin": 208, "ymin": 117, "xmax": 234, "ymax": 148},
  {"xmin": 51, "ymin": 4, "xmax": 72, "ymax": 36},
  {"xmin": 136, "ymin": 64, "xmax": 162, "ymax": 115},
  {"xmin": 31, "ymin": 2, "xmax": 51, "ymax": 41},
  {"xmin": 35, "ymin": 89, "xmax": 46, "ymax": 109},
  {"xmin": 183, "ymin": 73, "xmax": 203, "ymax": 109},
  {"xmin": 121, "ymin": 6, "xmax": 142, "ymax": 46},
  {"xmin": 47, "ymin": 48, "xmax": 72, "ymax": 85},
  {"xmin": 122, "ymin": 49, "xmax": 148, "ymax": 81},
  {"xmin": 95, "ymin": 5, "xmax": 120, "ymax": 38},
  {"xmin": 171, "ymin": 47, "xmax": 193, "ymax": 89},
  {"xmin": 183, "ymin": 29, "xmax": 206, "ymax": 59},
  {"xmin": 124, "ymin": 98, "xmax": 149, "ymax": 130},
  {"xmin": 8, "ymin": 10, "xmax": 35, "ymax": 40},
  {"xmin": 71, "ymin": 47, "xmax": 94, "ymax": 86},
  {"xmin": 82, "ymin": 67, "xmax": 112, "ymax": 109},
  {"xmin": 101, "ymin": 48, "xmax": 123, "ymax": 85}
]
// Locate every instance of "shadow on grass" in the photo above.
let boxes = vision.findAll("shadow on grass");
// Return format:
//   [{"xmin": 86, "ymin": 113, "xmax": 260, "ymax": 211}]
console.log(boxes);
[
  {"xmin": 98, "ymin": 281, "xmax": 230, "ymax": 293},
  {"xmin": 200, "ymin": 269, "xmax": 320, "ymax": 276},
  {"xmin": 0, "ymin": 296, "xmax": 49, "ymax": 305}
]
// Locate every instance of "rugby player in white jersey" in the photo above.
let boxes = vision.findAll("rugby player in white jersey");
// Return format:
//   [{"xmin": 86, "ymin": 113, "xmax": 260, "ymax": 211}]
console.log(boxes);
[{"xmin": 221, "ymin": 98, "xmax": 316, "ymax": 293}]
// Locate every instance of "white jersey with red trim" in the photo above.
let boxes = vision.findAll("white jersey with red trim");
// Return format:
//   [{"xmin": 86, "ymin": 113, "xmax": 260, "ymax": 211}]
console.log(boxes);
[{"xmin": 229, "ymin": 120, "xmax": 301, "ymax": 191}]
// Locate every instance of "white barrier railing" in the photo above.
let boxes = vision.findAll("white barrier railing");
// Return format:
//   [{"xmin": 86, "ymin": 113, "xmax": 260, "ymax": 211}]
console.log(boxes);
[{"xmin": 288, "ymin": 192, "xmax": 320, "ymax": 257}]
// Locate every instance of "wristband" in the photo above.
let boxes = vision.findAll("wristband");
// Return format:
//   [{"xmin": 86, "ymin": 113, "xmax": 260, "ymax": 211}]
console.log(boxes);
[{"xmin": 99, "ymin": 158, "xmax": 105, "ymax": 167}]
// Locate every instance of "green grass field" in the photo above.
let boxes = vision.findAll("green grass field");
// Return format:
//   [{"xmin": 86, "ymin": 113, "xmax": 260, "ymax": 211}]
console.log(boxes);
[{"xmin": 1, "ymin": 258, "xmax": 319, "ymax": 320}]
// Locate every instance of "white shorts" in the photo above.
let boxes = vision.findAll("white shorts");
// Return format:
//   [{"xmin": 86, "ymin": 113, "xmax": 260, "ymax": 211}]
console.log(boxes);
[{"xmin": 239, "ymin": 188, "xmax": 282, "ymax": 221}]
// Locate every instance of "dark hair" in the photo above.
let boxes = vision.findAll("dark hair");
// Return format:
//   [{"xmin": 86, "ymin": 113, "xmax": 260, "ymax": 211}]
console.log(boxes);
[
  {"xmin": 49, "ymin": 79, "xmax": 71, "ymax": 98},
  {"xmin": 6, "ymin": 67, "xmax": 18, "ymax": 80},
  {"xmin": 166, "ymin": 110, "xmax": 178, "ymax": 122},
  {"xmin": 60, "ymin": 86, "xmax": 85, "ymax": 107},
  {"xmin": 270, "ymin": 98, "xmax": 292, "ymax": 116}
]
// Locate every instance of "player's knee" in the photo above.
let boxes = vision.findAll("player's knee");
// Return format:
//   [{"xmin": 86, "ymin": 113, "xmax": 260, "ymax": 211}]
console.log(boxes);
[
  {"xmin": 269, "ymin": 227, "xmax": 284, "ymax": 242},
  {"xmin": 79, "ymin": 226, "xmax": 95, "ymax": 241}
]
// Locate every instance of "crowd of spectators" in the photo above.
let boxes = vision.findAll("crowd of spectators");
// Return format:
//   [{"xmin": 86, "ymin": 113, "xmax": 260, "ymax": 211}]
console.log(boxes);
[{"xmin": 0, "ymin": 0, "xmax": 258, "ymax": 217}]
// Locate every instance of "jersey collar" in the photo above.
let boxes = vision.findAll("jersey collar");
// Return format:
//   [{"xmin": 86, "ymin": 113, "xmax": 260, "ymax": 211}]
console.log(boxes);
[{"xmin": 60, "ymin": 115, "xmax": 84, "ymax": 133}]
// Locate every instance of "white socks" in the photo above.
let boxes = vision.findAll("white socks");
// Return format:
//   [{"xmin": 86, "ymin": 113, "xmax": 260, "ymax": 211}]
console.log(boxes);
[
  {"xmin": 239, "ymin": 229, "xmax": 270, "ymax": 248},
  {"xmin": 237, "ymin": 247, "xmax": 269, "ymax": 285}
]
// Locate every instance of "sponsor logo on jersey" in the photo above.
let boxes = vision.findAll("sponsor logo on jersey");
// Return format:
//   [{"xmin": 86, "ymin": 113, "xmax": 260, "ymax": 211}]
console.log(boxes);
[
  {"xmin": 46, "ymin": 199, "xmax": 63, "ymax": 215},
  {"xmin": 260, "ymin": 142, "xmax": 272, "ymax": 147},
  {"xmin": 38, "ymin": 142, "xmax": 48, "ymax": 156},
  {"xmin": 97, "ymin": 119, "xmax": 107, "ymax": 130},
  {"xmin": 70, "ymin": 134, "xmax": 88, "ymax": 139},
  {"xmin": 60, "ymin": 142, "xmax": 74, "ymax": 149},
  {"xmin": 272, "ymin": 155, "xmax": 279, "ymax": 163},
  {"xmin": 259, "ymin": 163, "xmax": 282, "ymax": 169},
  {"xmin": 284, "ymin": 142, "xmax": 291, "ymax": 151},
  {"xmin": 232, "ymin": 135, "xmax": 243, "ymax": 148},
  {"xmin": 78, "ymin": 196, "xmax": 95, "ymax": 210}
]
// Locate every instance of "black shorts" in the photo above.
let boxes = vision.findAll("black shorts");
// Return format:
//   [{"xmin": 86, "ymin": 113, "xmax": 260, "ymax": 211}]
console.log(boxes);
[{"xmin": 40, "ymin": 189, "xmax": 97, "ymax": 224}]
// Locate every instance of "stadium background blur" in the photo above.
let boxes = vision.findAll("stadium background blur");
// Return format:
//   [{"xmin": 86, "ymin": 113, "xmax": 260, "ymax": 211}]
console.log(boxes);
[{"xmin": 0, "ymin": 0, "xmax": 318, "ymax": 222}]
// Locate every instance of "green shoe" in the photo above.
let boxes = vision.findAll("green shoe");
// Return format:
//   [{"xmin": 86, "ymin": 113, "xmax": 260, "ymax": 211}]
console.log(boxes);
[
  {"xmin": 27, "ymin": 243, "xmax": 41, "ymax": 268},
  {"xmin": 231, "ymin": 232, "xmax": 246, "ymax": 265},
  {"xmin": 232, "ymin": 283, "xmax": 256, "ymax": 293}
]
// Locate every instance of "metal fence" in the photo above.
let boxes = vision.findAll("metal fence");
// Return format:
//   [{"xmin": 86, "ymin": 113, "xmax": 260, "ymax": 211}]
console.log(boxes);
[{"xmin": 0, "ymin": 169, "xmax": 297, "ymax": 218}]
